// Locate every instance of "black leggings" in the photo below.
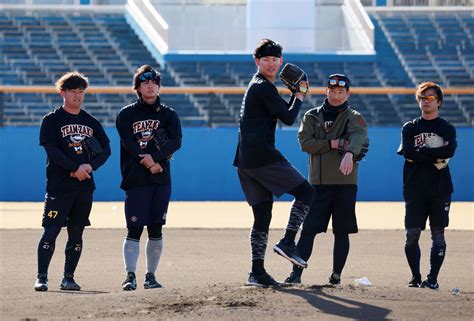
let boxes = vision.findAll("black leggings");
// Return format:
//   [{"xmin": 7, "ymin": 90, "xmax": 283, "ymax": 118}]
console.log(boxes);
[
  {"xmin": 126, "ymin": 224, "xmax": 163, "ymax": 241},
  {"xmin": 39, "ymin": 225, "xmax": 84, "ymax": 247},
  {"xmin": 37, "ymin": 225, "xmax": 85, "ymax": 275}
]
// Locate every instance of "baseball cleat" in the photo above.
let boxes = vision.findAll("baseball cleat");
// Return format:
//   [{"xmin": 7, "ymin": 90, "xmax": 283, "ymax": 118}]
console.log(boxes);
[
  {"xmin": 246, "ymin": 271, "xmax": 280, "ymax": 288},
  {"xmin": 34, "ymin": 273, "xmax": 48, "ymax": 292},
  {"xmin": 407, "ymin": 276, "xmax": 422, "ymax": 288},
  {"xmin": 273, "ymin": 239, "xmax": 308, "ymax": 269},
  {"xmin": 122, "ymin": 272, "xmax": 137, "ymax": 291},
  {"xmin": 420, "ymin": 277, "xmax": 439, "ymax": 290},
  {"xmin": 328, "ymin": 272, "xmax": 341, "ymax": 285},
  {"xmin": 144, "ymin": 273, "xmax": 162, "ymax": 289},
  {"xmin": 284, "ymin": 270, "xmax": 302, "ymax": 284},
  {"xmin": 60, "ymin": 274, "xmax": 81, "ymax": 291}
]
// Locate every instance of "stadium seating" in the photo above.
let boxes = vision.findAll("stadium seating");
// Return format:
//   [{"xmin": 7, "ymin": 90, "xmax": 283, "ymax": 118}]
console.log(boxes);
[
  {"xmin": 0, "ymin": 11, "xmax": 205, "ymax": 126},
  {"xmin": 372, "ymin": 11, "xmax": 474, "ymax": 126},
  {"xmin": 1, "ymin": 9, "xmax": 473, "ymax": 127}
]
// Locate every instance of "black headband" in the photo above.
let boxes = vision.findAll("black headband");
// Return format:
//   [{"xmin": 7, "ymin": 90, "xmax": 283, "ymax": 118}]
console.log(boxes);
[{"xmin": 254, "ymin": 43, "xmax": 282, "ymax": 58}]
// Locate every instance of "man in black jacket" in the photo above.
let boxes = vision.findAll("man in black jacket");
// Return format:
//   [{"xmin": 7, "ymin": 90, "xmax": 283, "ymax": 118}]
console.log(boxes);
[
  {"xmin": 116, "ymin": 65, "xmax": 182, "ymax": 291},
  {"xmin": 233, "ymin": 39, "xmax": 314, "ymax": 287},
  {"xmin": 398, "ymin": 81, "xmax": 457, "ymax": 290},
  {"xmin": 35, "ymin": 71, "xmax": 111, "ymax": 292}
]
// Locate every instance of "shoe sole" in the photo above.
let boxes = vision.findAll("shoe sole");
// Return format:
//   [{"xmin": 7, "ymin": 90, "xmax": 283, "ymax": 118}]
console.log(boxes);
[
  {"xmin": 273, "ymin": 245, "xmax": 308, "ymax": 268},
  {"xmin": 144, "ymin": 285, "xmax": 162, "ymax": 289},
  {"xmin": 245, "ymin": 281, "xmax": 279, "ymax": 288},
  {"xmin": 60, "ymin": 286, "xmax": 81, "ymax": 291},
  {"xmin": 123, "ymin": 287, "xmax": 137, "ymax": 291},
  {"xmin": 34, "ymin": 286, "xmax": 48, "ymax": 291},
  {"xmin": 284, "ymin": 280, "xmax": 301, "ymax": 285},
  {"xmin": 122, "ymin": 284, "xmax": 137, "ymax": 291}
]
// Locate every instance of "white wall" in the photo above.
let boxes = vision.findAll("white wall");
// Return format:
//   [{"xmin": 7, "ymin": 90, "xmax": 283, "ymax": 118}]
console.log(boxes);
[
  {"xmin": 156, "ymin": 4, "xmax": 246, "ymax": 52},
  {"xmin": 314, "ymin": 2, "xmax": 348, "ymax": 51},
  {"xmin": 246, "ymin": 0, "xmax": 315, "ymax": 52},
  {"xmin": 154, "ymin": 0, "xmax": 373, "ymax": 53}
]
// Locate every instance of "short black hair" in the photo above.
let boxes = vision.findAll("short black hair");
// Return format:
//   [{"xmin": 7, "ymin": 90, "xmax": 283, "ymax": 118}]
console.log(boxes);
[
  {"xmin": 253, "ymin": 39, "xmax": 282, "ymax": 59},
  {"xmin": 55, "ymin": 71, "xmax": 88, "ymax": 92}
]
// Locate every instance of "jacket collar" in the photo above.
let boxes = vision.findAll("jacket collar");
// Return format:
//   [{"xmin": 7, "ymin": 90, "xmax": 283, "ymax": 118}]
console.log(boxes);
[
  {"xmin": 309, "ymin": 99, "xmax": 349, "ymax": 116},
  {"xmin": 136, "ymin": 96, "xmax": 161, "ymax": 113}
]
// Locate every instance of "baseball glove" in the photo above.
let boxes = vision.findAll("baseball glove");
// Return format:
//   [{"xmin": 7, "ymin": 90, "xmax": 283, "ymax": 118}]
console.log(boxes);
[
  {"xmin": 153, "ymin": 128, "xmax": 173, "ymax": 160},
  {"xmin": 279, "ymin": 63, "xmax": 309, "ymax": 95},
  {"xmin": 82, "ymin": 136, "xmax": 104, "ymax": 161},
  {"xmin": 337, "ymin": 138, "xmax": 369, "ymax": 161},
  {"xmin": 424, "ymin": 135, "xmax": 444, "ymax": 148},
  {"xmin": 424, "ymin": 134, "xmax": 450, "ymax": 170}
]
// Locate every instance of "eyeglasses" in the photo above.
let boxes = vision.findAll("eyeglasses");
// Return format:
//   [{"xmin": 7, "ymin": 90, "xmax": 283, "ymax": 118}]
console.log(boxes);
[
  {"xmin": 139, "ymin": 71, "xmax": 160, "ymax": 83},
  {"xmin": 328, "ymin": 78, "xmax": 347, "ymax": 87},
  {"xmin": 418, "ymin": 95, "xmax": 438, "ymax": 102}
]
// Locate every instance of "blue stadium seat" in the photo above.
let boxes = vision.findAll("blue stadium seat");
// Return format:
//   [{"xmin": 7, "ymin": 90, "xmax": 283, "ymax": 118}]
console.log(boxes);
[{"xmin": 1, "ymin": 9, "xmax": 472, "ymax": 127}]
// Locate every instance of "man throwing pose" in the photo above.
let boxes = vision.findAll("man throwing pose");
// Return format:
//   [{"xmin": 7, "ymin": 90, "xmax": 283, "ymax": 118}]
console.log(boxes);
[{"xmin": 234, "ymin": 39, "xmax": 314, "ymax": 287}]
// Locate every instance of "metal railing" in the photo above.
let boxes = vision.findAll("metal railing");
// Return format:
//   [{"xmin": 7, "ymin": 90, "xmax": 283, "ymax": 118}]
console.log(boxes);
[{"xmin": 1, "ymin": 85, "xmax": 473, "ymax": 95}]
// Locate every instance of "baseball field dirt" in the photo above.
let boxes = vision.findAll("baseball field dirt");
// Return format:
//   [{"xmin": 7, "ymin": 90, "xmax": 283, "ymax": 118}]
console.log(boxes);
[{"xmin": 0, "ymin": 202, "xmax": 473, "ymax": 320}]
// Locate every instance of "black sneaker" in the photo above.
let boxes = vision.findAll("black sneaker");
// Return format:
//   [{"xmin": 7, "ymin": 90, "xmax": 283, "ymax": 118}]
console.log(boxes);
[
  {"xmin": 407, "ymin": 276, "xmax": 422, "ymax": 288},
  {"xmin": 34, "ymin": 273, "xmax": 48, "ymax": 292},
  {"xmin": 60, "ymin": 274, "xmax": 81, "ymax": 291},
  {"xmin": 144, "ymin": 273, "xmax": 162, "ymax": 289},
  {"xmin": 420, "ymin": 277, "xmax": 439, "ymax": 290},
  {"xmin": 246, "ymin": 272, "xmax": 280, "ymax": 288},
  {"xmin": 284, "ymin": 270, "xmax": 302, "ymax": 284},
  {"xmin": 328, "ymin": 272, "xmax": 341, "ymax": 285},
  {"xmin": 273, "ymin": 239, "xmax": 308, "ymax": 268},
  {"xmin": 122, "ymin": 272, "xmax": 137, "ymax": 291}
]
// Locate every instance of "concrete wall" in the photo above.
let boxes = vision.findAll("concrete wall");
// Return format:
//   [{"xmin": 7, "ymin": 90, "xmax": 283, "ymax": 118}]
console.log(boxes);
[
  {"xmin": 156, "ymin": 4, "xmax": 247, "ymax": 52},
  {"xmin": 246, "ymin": 0, "xmax": 316, "ymax": 52},
  {"xmin": 1, "ymin": 127, "xmax": 472, "ymax": 202},
  {"xmin": 154, "ymin": 1, "xmax": 373, "ymax": 53}
]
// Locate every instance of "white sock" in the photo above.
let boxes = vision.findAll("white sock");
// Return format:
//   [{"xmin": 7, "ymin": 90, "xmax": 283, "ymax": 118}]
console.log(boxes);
[
  {"xmin": 123, "ymin": 238, "xmax": 140, "ymax": 273},
  {"xmin": 146, "ymin": 238, "xmax": 163, "ymax": 274}
]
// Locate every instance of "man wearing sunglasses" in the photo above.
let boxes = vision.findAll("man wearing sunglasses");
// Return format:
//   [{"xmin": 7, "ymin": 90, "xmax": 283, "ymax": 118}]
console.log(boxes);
[
  {"xmin": 285, "ymin": 74, "xmax": 368, "ymax": 285},
  {"xmin": 116, "ymin": 65, "xmax": 182, "ymax": 291},
  {"xmin": 397, "ymin": 81, "xmax": 457, "ymax": 290},
  {"xmin": 233, "ymin": 39, "xmax": 315, "ymax": 287}
]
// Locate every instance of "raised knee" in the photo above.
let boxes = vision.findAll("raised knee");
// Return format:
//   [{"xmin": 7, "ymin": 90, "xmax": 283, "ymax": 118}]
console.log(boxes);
[{"xmin": 292, "ymin": 181, "xmax": 315, "ymax": 206}]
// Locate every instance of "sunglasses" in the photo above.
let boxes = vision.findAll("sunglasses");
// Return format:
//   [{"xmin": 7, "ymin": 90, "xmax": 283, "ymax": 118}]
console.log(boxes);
[
  {"xmin": 328, "ymin": 78, "xmax": 347, "ymax": 87},
  {"xmin": 139, "ymin": 71, "xmax": 160, "ymax": 82},
  {"xmin": 418, "ymin": 95, "xmax": 438, "ymax": 102}
]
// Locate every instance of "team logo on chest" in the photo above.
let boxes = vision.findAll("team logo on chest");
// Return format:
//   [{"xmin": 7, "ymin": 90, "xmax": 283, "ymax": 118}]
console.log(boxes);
[
  {"xmin": 413, "ymin": 132, "xmax": 441, "ymax": 148},
  {"xmin": 61, "ymin": 124, "xmax": 93, "ymax": 154},
  {"xmin": 324, "ymin": 121, "xmax": 334, "ymax": 132},
  {"xmin": 133, "ymin": 119, "xmax": 160, "ymax": 149}
]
